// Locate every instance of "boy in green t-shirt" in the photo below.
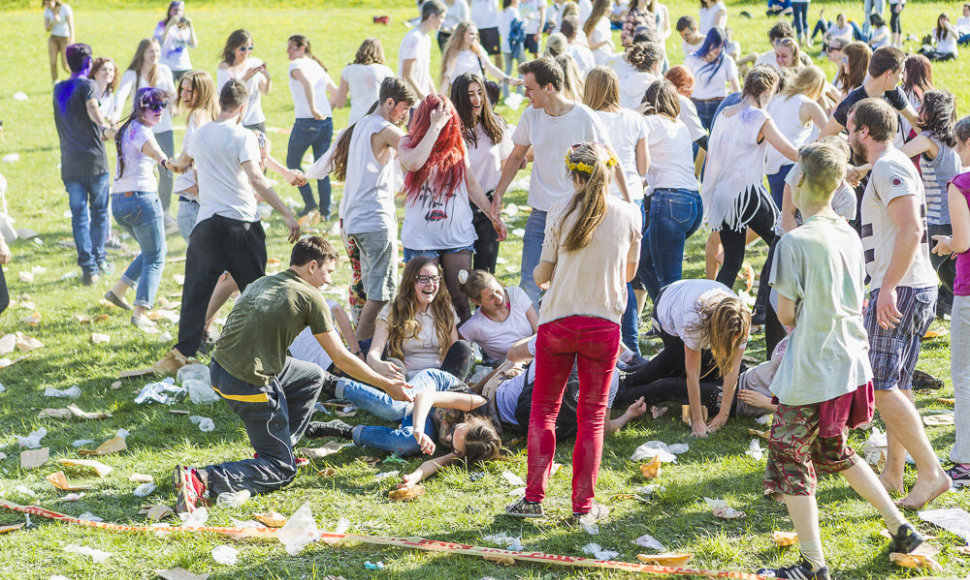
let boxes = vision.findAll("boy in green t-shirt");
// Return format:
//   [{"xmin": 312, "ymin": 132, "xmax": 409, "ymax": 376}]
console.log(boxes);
[
  {"xmin": 173, "ymin": 237, "xmax": 411, "ymax": 513},
  {"xmin": 759, "ymin": 143, "xmax": 924, "ymax": 580}
]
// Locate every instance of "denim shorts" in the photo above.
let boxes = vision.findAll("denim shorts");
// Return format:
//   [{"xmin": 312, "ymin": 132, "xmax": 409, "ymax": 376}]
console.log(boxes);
[
  {"xmin": 350, "ymin": 230, "xmax": 397, "ymax": 302},
  {"xmin": 864, "ymin": 285, "xmax": 936, "ymax": 390},
  {"xmin": 403, "ymin": 245, "xmax": 475, "ymax": 263}
]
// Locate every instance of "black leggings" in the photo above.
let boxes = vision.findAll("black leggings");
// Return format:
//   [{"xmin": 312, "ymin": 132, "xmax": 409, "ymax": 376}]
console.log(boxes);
[
  {"xmin": 472, "ymin": 200, "xmax": 500, "ymax": 274},
  {"xmin": 759, "ymin": 236, "xmax": 787, "ymax": 357},
  {"xmin": 439, "ymin": 340, "xmax": 475, "ymax": 382},
  {"xmin": 716, "ymin": 187, "xmax": 777, "ymax": 289},
  {"xmin": 615, "ymin": 376, "xmax": 723, "ymax": 416},
  {"xmin": 616, "ymin": 329, "xmax": 720, "ymax": 395},
  {"xmin": 0, "ymin": 267, "xmax": 8, "ymax": 317}
]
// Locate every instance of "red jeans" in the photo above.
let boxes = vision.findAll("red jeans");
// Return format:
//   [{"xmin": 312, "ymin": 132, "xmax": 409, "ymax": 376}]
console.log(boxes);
[{"xmin": 526, "ymin": 316, "xmax": 620, "ymax": 513}]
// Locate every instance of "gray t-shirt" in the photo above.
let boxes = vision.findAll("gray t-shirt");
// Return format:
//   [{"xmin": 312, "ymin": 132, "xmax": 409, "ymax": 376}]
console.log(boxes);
[{"xmin": 52, "ymin": 77, "xmax": 108, "ymax": 180}]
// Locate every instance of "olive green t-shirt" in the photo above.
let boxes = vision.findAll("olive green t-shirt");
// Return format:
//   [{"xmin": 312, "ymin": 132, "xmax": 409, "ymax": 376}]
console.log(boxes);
[{"xmin": 212, "ymin": 269, "xmax": 334, "ymax": 386}]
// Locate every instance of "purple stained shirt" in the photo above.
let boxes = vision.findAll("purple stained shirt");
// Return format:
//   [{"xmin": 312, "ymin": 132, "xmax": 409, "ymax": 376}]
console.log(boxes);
[{"xmin": 953, "ymin": 172, "xmax": 970, "ymax": 297}]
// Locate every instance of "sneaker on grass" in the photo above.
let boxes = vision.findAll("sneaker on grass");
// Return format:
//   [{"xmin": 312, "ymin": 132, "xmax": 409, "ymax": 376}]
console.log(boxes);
[
  {"xmin": 173, "ymin": 465, "xmax": 208, "ymax": 515},
  {"xmin": 505, "ymin": 496, "xmax": 544, "ymax": 518},
  {"xmin": 757, "ymin": 558, "xmax": 831, "ymax": 579}
]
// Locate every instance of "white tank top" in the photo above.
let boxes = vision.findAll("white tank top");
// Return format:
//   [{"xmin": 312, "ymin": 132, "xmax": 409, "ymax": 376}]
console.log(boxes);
[
  {"xmin": 765, "ymin": 94, "xmax": 813, "ymax": 175},
  {"xmin": 702, "ymin": 105, "xmax": 770, "ymax": 228},
  {"xmin": 342, "ymin": 114, "xmax": 398, "ymax": 235}
]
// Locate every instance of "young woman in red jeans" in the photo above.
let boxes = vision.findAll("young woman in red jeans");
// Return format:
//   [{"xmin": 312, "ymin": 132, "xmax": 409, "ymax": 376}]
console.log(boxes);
[{"xmin": 505, "ymin": 142, "xmax": 641, "ymax": 524}]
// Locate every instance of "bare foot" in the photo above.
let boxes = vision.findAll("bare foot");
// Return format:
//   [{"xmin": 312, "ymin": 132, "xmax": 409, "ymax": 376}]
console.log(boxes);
[
  {"xmin": 879, "ymin": 473, "xmax": 905, "ymax": 495},
  {"xmin": 897, "ymin": 473, "xmax": 952, "ymax": 510}
]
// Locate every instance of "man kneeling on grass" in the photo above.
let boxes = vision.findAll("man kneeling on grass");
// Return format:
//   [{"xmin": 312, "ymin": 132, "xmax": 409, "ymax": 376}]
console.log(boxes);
[{"xmin": 173, "ymin": 237, "xmax": 411, "ymax": 513}]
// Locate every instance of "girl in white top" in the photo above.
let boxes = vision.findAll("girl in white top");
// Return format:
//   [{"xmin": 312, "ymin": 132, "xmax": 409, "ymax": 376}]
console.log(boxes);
[
  {"xmin": 583, "ymin": 0, "xmax": 615, "ymax": 64},
  {"xmin": 686, "ymin": 27, "xmax": 740, "ymax": 130},
  {"xmin": 440, "ymin": 0, "xmax": 472, "ymax": 50},
  {"xmin": 458, "ymin": 269, "xmax": 539, "ymax": 361},
  {"xmin": 170, "ymin": 71, "xmax": 218, "ymax": 242},
  {"xmin": 153, "ymin": 1, "xmax": 197, "ymax": 81},
  {"xmin": 451, "ymin": 73, "xmax": 514, "ymax": 273},
  {"xmin": 88, "ymin": 57, "xmax": 120, "ymax": 125},
  {"xmin": 216, "ymin": 29, "xmax": 270, "ymax": 133},
  {"xmin": 398, "ymin": 95, "xmax": 508, "ymax": 323},
  {"xmin": 703, "ymin": 67, "xmax": 797, "ymax": 291},
  {"xmin": 698, "ymin": 0, "xmax": 727, "ymax": 35},
  {"xmin": 332, "ymin": 38, "xmax": 394, "ymax": 126},
  {"xmin": 116, "ymin": 38, "xmax": 177, "ymax": 220},
  {"xmin": 921, "ymin": 13, "xmax": 960, "ymax": 60},
  {"xmin": 867, "ymin": 14, "xmax": 891, "ymax": 49},
  {"xmin": 764, "ymin": 66, "xmax": 828, "ymax": 207},
  {"xmin": 615, "ymin": 42, "xmax": 663, "ymax": 110},
  {"xmin": 43, "ymin": 0, "xmax": 73, "ymax": 83},
  {"xmin": 583, "ymin": 66, "xmax": 647, "ymax": 200},
  {"xmin": 439, "ymin": 21, "xmax": 518, "ymax": 96}
]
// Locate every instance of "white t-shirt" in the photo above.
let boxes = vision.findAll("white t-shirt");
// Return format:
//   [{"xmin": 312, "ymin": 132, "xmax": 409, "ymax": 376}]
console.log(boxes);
[
  {"xmin": 642, "ymin": 115, "xmax": 698, "ymax": 195},
  {"xmin": 568, "ymin": 44, "xmax": 596, "ymax": 76},
  {"xmin": 174, "ymin": 113, "xmax": 205, "ymax": 194},
  {"xmin": 773, "ymin": 164, "xmax": 857, "ymax": 237},
  {"xmin": 378, "ymin": 304, "xmax": 457, "ymax": 375},
  {"xmin": 957, "ymin": 16, "xmax": 970, "ymax": 35},
  {"xmin": 288, "ymin": 57, "xmax": 334, "ymax": 120},
  {"xmin": 754, "ymin": 49, "xmax": 780, "ymax": 70},
  {"xmin": 588, "ymin": 17, "xmax": 614, "ymax": 64},
  {"xmin": 682, "ymin": 38, "xmax": 703, "ymax": 58},
  {"xmin": 619, "ymin": 71, "xmax": 656, "ymax": 110},
  {"xmin": 595, "ymin": 109, "xmax": 646, "ymax": 199},
  {"xmin": 826, "ymin": 22, "xmax": 854, "ymax": 42},
  {"xmin": 401, "ymin": 172, "xmax": 477, "ymax": 251},
  {"xmin": 686, "ymin": 55, "xmax": 737, "ymax": 100},
  {"xmin": 466, "ymin": 123, "xmax": 513, "ymax": 193},
  {"xmin": 861, "ymin": 147, "xmax": 938, "ymax": 290},
  {"xmin": 655, "ymin": 279, "xmax": 736, "ymax": 351},
  {"xmin": 447, "ymin": 50, "xmax": 485, "ymax": 83},
  {"xmin": 702, "ymin": 105, "xmax": 770, "ymax": 229},
  {"xmin": 677, "ymin": 95, "xmax": 707, "ymax": 142},
  {"xmin": 459, "ymin": 286, "xmax": 535, "ymax": 360},
  {"xmin": 340, "ymin": 63, "xmax": 394, "ymax": 126},
  {"xmin": 117, "ymin": 65, "xmax": 176, "ymax": 134},
  {"xmin": 398, "ymin": 28, "xmax": 435, "ymax": 96},
  {"xmin": 216, "ymin": 58, "xmax": 267, "ymax": 127},
  {"xmin": 184, "ymin": 119, "xmax": 262, "ymax": 224},
  {"xmin": 470, "ymin": 0, "xmax": 501, "ymax": 28},
  {"xmin": 112, "ymin": 121, "xmax": 159, "ymax": 194},
  {"xmin": 936, "ymin": 28, "xmax": 959, "ymax": 56},
  {"xmin": 44, "ymin": 3, "xmax": 72, "ymax": 37},
  {"xmin": 288, "ymin": 300, "xmax": 340, "ymax": 371},
  {"xmin": 500, "ymin": 6, "xmax": 521, "ymax": 53},
  {"xmin": 444, "ymin": 0, "xmax": 471, "ymax": 30},
  {"xmin": 160, "ymin": 25, "xmax": 193, "ymax": 72},
  {"xmin": 765, "ymin": 94, "xmax": 814, "ymax": 175},
  {"xmin": 519, "ymin": 0, "xmax": 547, "ymax": 34},
  {"xmin": 698, "ymin": 0, "xmax": 726, "ymax": 36},
  {"xmin": 512, "ymin": 103, "xmax": 610, "ymax": 211}
]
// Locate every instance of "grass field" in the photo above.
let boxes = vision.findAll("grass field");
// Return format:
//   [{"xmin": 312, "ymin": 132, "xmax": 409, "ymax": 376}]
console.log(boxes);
[{"xmin": 0, "ymin": 0, "xmax": 968, "ymax": 578}]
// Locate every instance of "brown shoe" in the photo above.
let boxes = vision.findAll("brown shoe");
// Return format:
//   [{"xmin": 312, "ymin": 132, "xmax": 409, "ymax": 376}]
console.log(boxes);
[{"xmin": 153, "ymin": 348, "xmax": 188, "ymax": 375}]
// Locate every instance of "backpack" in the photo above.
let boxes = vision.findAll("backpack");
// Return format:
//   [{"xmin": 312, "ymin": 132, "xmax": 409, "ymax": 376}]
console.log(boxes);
[{"xmin": 508, "ymin": 16, "xmax": 526, "ymax": 54}]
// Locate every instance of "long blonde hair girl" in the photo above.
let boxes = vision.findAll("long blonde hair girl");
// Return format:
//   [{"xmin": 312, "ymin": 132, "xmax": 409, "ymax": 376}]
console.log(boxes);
[
  {"xmin": 688, "ymin": 295, "xmax": 751, "ymax": 377},
  {"xmin": 561, "ymin": 143, "xmax": 613, "ymax": 252},
  {"xmin": 780, "ymin": 65, "xmax": 826, "ymax": 101},
  {"xmin": 386, "ymin": 257, "xmax": 456, "ymax": 361},
  {"xmin": 583, "ymin": 66, "xmax": 620, "ymax": 112},
  {"xmin": 174, "ymin": 70, "xmax": 219, "ymax": 120},
  {"xmin": 441, "ymin": 21, "xmax": 479, "ymax": 84}
]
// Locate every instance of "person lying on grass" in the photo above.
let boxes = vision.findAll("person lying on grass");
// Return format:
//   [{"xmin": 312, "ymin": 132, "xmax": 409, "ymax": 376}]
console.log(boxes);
[{"xmin": 457, "ymin": 268, "xmax": 538, "ymax": 365}]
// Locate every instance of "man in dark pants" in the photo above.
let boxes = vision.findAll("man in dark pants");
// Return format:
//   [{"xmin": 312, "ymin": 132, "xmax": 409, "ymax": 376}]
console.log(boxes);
[
  {"xmin": 153, "ymin": 79, "xmax": 301, "ymax": 374},
  {"xmin": 174, "ymin": 237, "xmax": 412, "ymax": 512}
]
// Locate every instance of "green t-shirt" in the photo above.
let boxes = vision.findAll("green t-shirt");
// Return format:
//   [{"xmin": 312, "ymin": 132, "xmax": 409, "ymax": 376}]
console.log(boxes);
[{"xmin": 212, "ymin": 269, "xmax": 334, "ymax": 386}]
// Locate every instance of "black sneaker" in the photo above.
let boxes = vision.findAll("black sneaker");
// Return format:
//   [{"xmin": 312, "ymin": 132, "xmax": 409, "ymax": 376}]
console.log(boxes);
[
  {"xmin": 304, "ymin": 419, "xmax": 354, "ymax": 440},
  {"xmin": 889, "ymin": 523, "xmax": 925, "ymax": 554},
  {"xmin": 757, "ymin": 559, "xmax": 831, "ymax": 579},
  {"xmin": 82, "ymin": 271, "xmax": 99, "ymax": 286},
  {"xmin": 946, "ymin": 463, "xmax": 970, "ymax": 488},
  {"xmin": 505, "ymin": 496, "xmax": 544, "ymax": 518},
  {"xmin": 320, "ymin": 370, "xmax": 340, "ymax": 400}
]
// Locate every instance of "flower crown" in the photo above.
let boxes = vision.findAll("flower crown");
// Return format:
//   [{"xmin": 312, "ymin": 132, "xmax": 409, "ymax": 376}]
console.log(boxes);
[{"xmin": 564, "ymin": 147, "xmax": 619, "ymax": 175}]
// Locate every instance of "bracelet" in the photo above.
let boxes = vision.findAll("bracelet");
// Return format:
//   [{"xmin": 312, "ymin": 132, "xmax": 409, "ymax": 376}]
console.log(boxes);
[{"xmin": 159, "ymin": 158, "xmax": 169, "ymax": 171}]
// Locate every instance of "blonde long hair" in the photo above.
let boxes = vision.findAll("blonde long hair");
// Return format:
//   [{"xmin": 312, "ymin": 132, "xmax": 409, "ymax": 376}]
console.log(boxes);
[
  {"xmin": 174, "ymin": 70, "xmax": 219, "ymax": 121},
  {"xmin": 780, "ymin": 65, "xmax": 826, "ymax": 101},
  {"xmin": 561, "ymin": 143, "xmax": 612, "ymax": 252},
  {"xmin": 687, "ymin": 295, "xmax": 751, "ymax": 377},
  {"xmin": 386, "ymin": 258, "xmax": 456, "ymax": 361},
  {"xmin": 583, "ymin": 66, "xmax": 620, "ymax": 112},
  {"xmin": 441, "ymin": 21, "xmax": 478, "ymax": 84}
]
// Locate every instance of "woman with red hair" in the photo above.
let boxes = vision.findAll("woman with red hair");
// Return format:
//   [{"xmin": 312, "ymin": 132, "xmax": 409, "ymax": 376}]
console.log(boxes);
[{"xmin": 399, "ymin": 94, "xmax": 508, "ymax": 322}]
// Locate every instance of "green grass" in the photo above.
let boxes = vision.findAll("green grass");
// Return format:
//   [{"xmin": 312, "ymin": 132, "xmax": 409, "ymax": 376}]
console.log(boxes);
[{"xmin": 0, "ymin": 0, "xmax": 968, "ymax": 578}]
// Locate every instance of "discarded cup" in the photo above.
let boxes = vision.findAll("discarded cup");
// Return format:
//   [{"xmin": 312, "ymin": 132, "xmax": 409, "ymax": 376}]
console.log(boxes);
[
  {"xmin": 185, "ymin": 379, "xmax": 219, "ymax": 405},
  {"xmin": 211, "ymin": 545, "xmax": 238, "ymax": 565},
  {"xmin": 216, "ymin": 489, "xmax": 251, "ymax": 509},
  {"xmin": 364, "ymin": 561, "xmax": 385, "ymax": 570},
  {"xmin": 44, "ymin": 386, "xmax": 81, "ymax": 399},
  {"xmin": 278, "ymin": 503, "xmax": 321, "ymax": 555}
]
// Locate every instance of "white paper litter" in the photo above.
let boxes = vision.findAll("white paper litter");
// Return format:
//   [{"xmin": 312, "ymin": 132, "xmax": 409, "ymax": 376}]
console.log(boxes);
[
  {"xmin": 582, "ymin": 542, "xmax": 619, "ymax": 560},
  {"xmin": 630, "ymin": 440, "xmax": 688, "ymax": 463},
  {"xmin": 634, "ymin": 484, "xmax": 664, "ymax": 497},
  {"xmin": 500, "ymin": 470, "xmax": 526, "ymax": 486},
  {"xmin": 78, "ymin": 512, "xmax": 103, "ymax": 522},
  {"xmin": 189, "ymin": 415, "xmax": 215, "ymax": 432},
  {"xmin": 581, "ymin": 521, "xmax": 599, "ymax": 535},
  {"xmin": 179, "ymin": 507, "xmax": 208, "ymax": 527},
  {"xmin": 116, "ymin": 429, "xmax": 130, "ymax": 439},
  {"xmin": 704, "ymin": 497, "xmax": 746, "ymax": 519},
  {"xmin": 44, "ymin": 386, "xmax": 81, "ymax": 399},
  {"xmin": 61, "ymin": 493, "xmax": 84, "ymax": 502},
  {"xmin": 72, "ymin": 439, "xmax": 95, "ymax": 448},
  {"xmin": 278, "ymin": 502, "xmax": 321, "ymax": 555},
  {"xmin": 755, "ymin": 414, "xmax": 772, "ymax": 425},
  {"xmin": 745, "ymin": 439, "xmax": 764, "ymax": 460},
  {"xmin": 216, "ymin": 489, "xmax": 251, "ymax": 508},
  {"xmin": 14, "ymin": 485, "xmax": 35, "ymax": 497},
  {"xmin": 211, "ymin": 545, "xmax": 238, "ymax": 565},
  {"xmin": 133, "ymin": 483, "xmax": 156, "ymax": 497},
  {"xmin": 634, "ymin": 534, "xmax": 666, "ymax": 552},
  {"xmin": 483, "ymin": 531, "xmax": 524, "ymax": 551},
  {"xmin": 16, "ymin": 427, "xmax": 47, "ymax": 449},
  {"xmin": 12, "ymin": 92, "xmax": 28, "ymax": 101},
  {"xmin": 1, "ymin": 154, "xmax": 20, "ymax": 164},
  {"xmin": 64, "ymin": 544, "xmax": 112, "ymax": 563},
  {"xmin": 919, "ymin": 508, "xmax": 970, "ymax": 544},
  {"xmin": 185, "ymin": 380, "xmax": 218, "ymax": 405},
  {"xmin": 134, "ymin": 381, "xmax": 185, "ymax": 405},
  {"xmin": 374, "ymin": 470, "xmax": 399, "ymax": 481},
  {"xmin": 863, "ymin": 427, "xmax": 888, "ymax": 469}
]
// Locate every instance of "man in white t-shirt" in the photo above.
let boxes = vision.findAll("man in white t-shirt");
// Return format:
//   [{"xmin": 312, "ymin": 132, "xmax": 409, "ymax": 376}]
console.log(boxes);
[
  {"xmin": 561, "ymin": 16, "xmax": 595, "ymax": 75},
  {"xmin": 154, "ymin": 79, "xmax": 301, "ymax": 374},
  {"xmin": 470, "ymin": 0, "xmax": 504, "ymax": 70},
  {"xmin": 753, "ymin": 21, "xmax": 796, "ymax": 70},
  {"xmin": 489, "ymin": 56, "xmax": 624, "ymax": 306},
  {"xmin": 399, "ymin": 0, "xmax": 445, "ymax": 100},
  {"xmin": 519, "ymin": 0, "xmax": 547, "ymax": 55},
  {"xmin": 847, "ymin": 98, "xmax": 951, "ymax": 510}
]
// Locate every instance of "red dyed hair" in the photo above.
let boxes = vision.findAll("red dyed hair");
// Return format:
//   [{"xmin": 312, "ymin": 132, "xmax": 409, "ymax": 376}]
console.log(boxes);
[
  {"xmin": 665, "ymin": 65, "xmax": 695, "ymax": 98},
  {"xmin": 401, "ymin": 94, "xmax": 467, "ymax": 203}
]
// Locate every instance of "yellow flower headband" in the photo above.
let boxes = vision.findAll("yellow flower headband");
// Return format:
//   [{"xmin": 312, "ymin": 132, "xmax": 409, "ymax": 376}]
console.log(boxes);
[{"xmin": 564, "ymin": 145, "xmax": 619, "ymax": 175}]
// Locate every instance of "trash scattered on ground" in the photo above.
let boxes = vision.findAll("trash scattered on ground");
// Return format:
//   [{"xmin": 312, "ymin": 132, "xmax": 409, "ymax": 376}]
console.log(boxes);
[
  {"xmin": 43, "ymin": 386, "xmax": 81, "ymax": 399},
  {"xmin": 46, "ymin": 471, "xmax": 93, "ymax": 491},
  {"xmin": 771, "ymin": 531, "xmax": 799, "ymax": 546},
  {"xmin": 211, "ymin": 545, "xmax": 238, "ymax": 565},
  {"xmin": 64, "ymin": 544, "xmax": 112, "ymax": 563},
  {"xmin": 922, "ymin": 411, "xmax": 955, "ymax": 426},
  {"xmin": 155, "ymin": 568, "xmax": 210, "ymax": 580},
  {"xmin": 630, "ymin": 440, "xmax": 688, "ymax": 463},
  {"xmin": 59, "ymin": 458, "xmax": 112, "ymax": 478},
  {"xmin": 253, "ymin": 510, "xmax": 287, "ymax": 528},
  {"xmin": 748, "ymin": 428, "xmax": 769, "ymax": 440},
  {"xmin": 189, "ymin": 415, "xmax": 215, "ymax": 432},
  {"xmin": 134, "ymin": 381, "xmax": 185, "ymax": 405},
  {"xmin": 77, "ymin": 512, "xmax": 103, "ymax": 522},
  {"xmin": 636, "ymin": 553, "xmax": 693, "ymax": 565},
  {"xmin": 389, "ymin": 485, "xmax": 425, "ymax": 501},
  {"xmin": 634, "ymin": 484, "xmax": 664, "ymax": 499},
  {"xmin": 890, "ymin": 552, "xmax": 942, "ymax": 571},
  {"xmin": 633, "ymin": 534, "xmax": 666, "ymax": 552},
  {"xmin": 146, "ymin": 505, "xmax": 174, "ymax": 522},
  {"xmin": 500, "ymin": 470, "xmax": 525, "ymax": 486},
  {"xmin": 582, "ymin": 543, "xmax": 619, "ymax": 561},
  {"xmin": 755, "ymin": 414, "xmax": 772, "ymax": 425},
  {"xmin": 78, "ymin": 436, "xmax": 127, "ymax": 456},
  {"xmin": 179, "ymin": 507, "xmax": 208, "ymax": 527},
  {"xmin": 745, "ymin": 439, "xmax": 764, "ymax": 460},
  {"xmin": 71, "ymin": 439, "xmax": 95, "ymax": 448},
  {"xmin": 483, "ymin": 531, "xmax": 523, "ymax": 551},
  {"xmin": 17, "ymin": 427, "xmax": 47, "ymax": 449},
  {"xmin": 133, "ymin": 483, "xmax": 156, "ymax": 497},
  {"xmin": 91, "ymin": 333, "xmax": 110, "ymax": 344},
  {"xmin": 20, "ymin": 447, "xmax": 49, "ymax": 470},
  {"xmin": 38, "ymin": 403, "xmax": 111, "ymax": 420},
  {"xmin": 919, "ymin": 508, "xmax": 970, "ymax": 544},
  {"xmin": 215, "ymin": 489, "xmax": 250, "ymax": 508},
  {"xmin": 863, "ymin": 427, "xmax": 888, "ymax": 470},
  {"xmin": 374, "ymin": 470, "xmax": 398, "ymax": 482},
  {"xmin": 704, "ymin": 497, "xmax": 746, "ymax": 519},
  {"xmin": 640, "ymin": 455, "xmax": 662, "ymax": 479},
  {"xmin": 278, "ymin": 503, "xmax": 321, "ymax": 555},
  {"xmin": 0, "ymin": 523, "xmax": 25, "ymax": 534},
  {"xmin": 14, "ymin": 485, "xmax": 35, "ymax": 497},
  {"xmin": 299, "ymin": 441, "xmax": 351, "ymax": 459},
  {"xmin": 129, "ymin": 473, "xmax": 153, "ymax": 483},
  {"xmin": 0, "ymin": 332, "xmax": 44, "ymax": 354},
  {"xmin": 364, "ymin": 561, "xmax": 385, "ymax": 571}
]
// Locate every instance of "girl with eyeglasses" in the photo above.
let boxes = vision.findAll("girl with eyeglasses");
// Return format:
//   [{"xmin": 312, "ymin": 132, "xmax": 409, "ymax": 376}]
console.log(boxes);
[
  {"xmin": 116, "ymin": 38, "xmax": 177, "ymax": 230},
  {"xmin": 366, "ymin": 257, "xmax": 477, "ymax": 382},
  {"xmin": 104, "ymin": 87, "xmax": 177, "ymax": 331},
  {"xmin": 216, "ymin": 29, "xmax": 270, "ymax": 133}
]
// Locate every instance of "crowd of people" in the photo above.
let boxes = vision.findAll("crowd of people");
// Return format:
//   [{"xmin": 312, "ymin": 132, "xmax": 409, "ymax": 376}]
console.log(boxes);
[{"xmin": 7, "ymin": 0, "xmax": 969, "ymax": 577}]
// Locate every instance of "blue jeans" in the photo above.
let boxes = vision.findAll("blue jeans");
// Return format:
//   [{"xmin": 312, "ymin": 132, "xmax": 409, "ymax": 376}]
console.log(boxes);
[
  {"xmin": 692, "ymin": 98, "xmax": 723, "ymax": 132},
  {"xmin": 639, "ymin": 188, "xmax": 703, "ymax": 302},
  {"xmin": 287, "ymin": 117, "xmax": 333, "ymax": 218},
  {"xmin": 64, "ymin": 173, "xmax": 110, "ymax": 275},
  {"xmin": 863, "ymin": 0, "xmax": 884, "ymax": 36},
  {"xmin": 177, "ymin": 197, "xmax": 199, "ymax": 242},
  {"xmin": 766, "ymin": 164, "xmax": 793, "ymax": 211},
  {"xmin": 348, "ymin": 369, "xmax": 463, "ymax": 456},
  {"xmin": 112, "ymin": 191, "xmax": 166, "ymax": 309},
  {"xmin": 520, "ymin": 209, "xmax": 547, "ymax": 308},
  {"xmin": 791, "ymin": 1, "xmax": 809, "ymax": 36},
  {"xmin": 621, "ymin": 199, "xmax": 646, "ymax": 355}
]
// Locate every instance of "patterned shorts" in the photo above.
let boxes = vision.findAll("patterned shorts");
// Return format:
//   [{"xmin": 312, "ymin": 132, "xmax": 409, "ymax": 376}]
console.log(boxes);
[
  {"xmin": 764, "ymin": 403, "xmax": 859, "ymax": 497},
  {"xmin": 864, "ymin": 286, "xmax": 936, "ymax": 391}
]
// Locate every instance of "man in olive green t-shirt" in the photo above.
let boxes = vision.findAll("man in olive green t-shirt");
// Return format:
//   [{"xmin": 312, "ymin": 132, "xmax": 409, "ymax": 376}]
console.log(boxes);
[{"xmin": 173, "ymin": 237, "xmax": 411, "ymax": 512}]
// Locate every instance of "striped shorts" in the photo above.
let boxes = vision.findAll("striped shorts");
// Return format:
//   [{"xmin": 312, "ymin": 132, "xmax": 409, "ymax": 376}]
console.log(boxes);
[{"xmin": 864, "ymin": 286, "xmax": 936, "ymax": 391}]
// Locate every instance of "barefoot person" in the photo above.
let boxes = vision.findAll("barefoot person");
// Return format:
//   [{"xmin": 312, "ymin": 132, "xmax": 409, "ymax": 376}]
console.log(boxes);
[
  {"xmin": 759, "ymin": 142, "xmax": 925, "ymax": 580},
  {"xmin": 172, "ymin": 237, "xmax": 411, "ymax": 512},
  {"xmin": 847, "ymin": 98, "xmax": 951, "ymax": 509}
]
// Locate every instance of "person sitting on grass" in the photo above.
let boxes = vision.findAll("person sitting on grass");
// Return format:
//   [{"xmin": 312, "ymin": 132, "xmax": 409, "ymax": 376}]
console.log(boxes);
[
  {"xmin": 457, "ymin": 269, "xmax": 538, "ymax": 364},
  {"xmin": 172, "ymin": 237, "xmax": 411, "ymax": 514},
  {"xmin": 759, "ymin": 141, "xmax": 925, "ymax": 580}
]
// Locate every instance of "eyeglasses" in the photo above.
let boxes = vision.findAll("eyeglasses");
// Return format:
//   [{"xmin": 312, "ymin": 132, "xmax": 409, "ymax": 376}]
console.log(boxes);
[
  {"xmin": 240, "ymin": 45, "xmax": 255, "ymax": 52},
  {"xmin": 416, "ymin": 274, "xmax": 441, "ymax": 284}
]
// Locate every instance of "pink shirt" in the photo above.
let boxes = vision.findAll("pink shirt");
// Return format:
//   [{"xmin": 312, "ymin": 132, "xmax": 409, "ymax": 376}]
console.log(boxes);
[{"xmin": 952, "ymin": 172, "xmax": 970, "ymax": 296}]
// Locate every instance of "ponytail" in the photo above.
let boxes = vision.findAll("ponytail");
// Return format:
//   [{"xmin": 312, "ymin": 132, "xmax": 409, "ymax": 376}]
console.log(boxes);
[{"xmin": 561, "ymin": 143, "xmax": 614, "ymax": 252}]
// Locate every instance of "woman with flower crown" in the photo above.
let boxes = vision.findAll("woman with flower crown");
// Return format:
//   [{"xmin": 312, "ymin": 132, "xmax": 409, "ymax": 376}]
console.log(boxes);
[{"xmin": 504, "ymin": 142, "xmax": 641, "ymax": 526}]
